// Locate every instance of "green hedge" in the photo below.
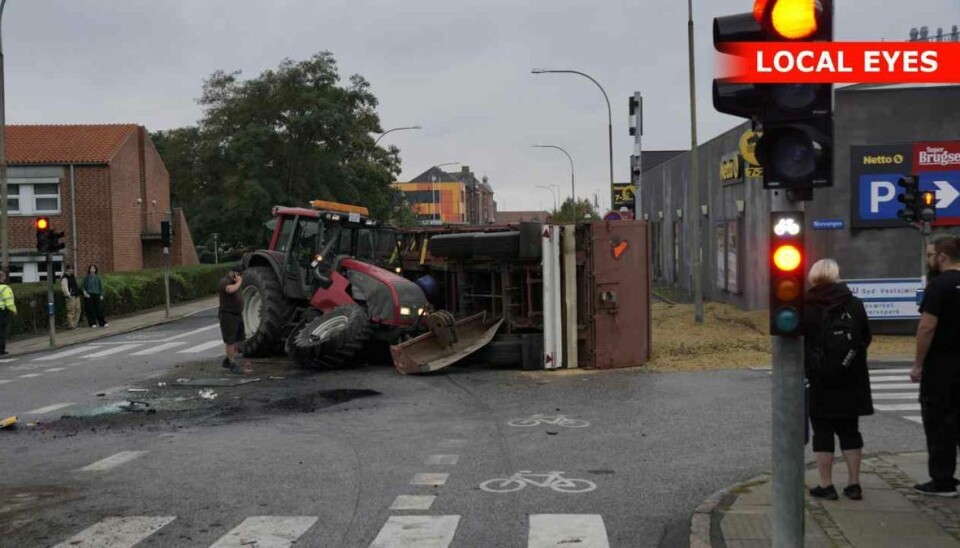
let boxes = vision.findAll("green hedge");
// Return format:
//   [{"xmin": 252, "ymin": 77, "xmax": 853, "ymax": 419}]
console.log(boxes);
[{"xmin": 6, "ymin": 264, "xmax": 231, "ymax": 338}]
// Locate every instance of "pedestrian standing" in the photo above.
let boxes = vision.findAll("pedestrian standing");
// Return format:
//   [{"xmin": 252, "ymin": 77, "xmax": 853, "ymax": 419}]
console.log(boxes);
[
  {"xmin": 910, "ymin": 235, "xmax": 960, "ymax": 497},
  {"xmin": 219, "ymin": 266, "xmax": 245, "ymax": 374},
  {"xmin": 82, "ymin": 264, "xmax": 108, "ymax": 328},
  {"xmin": 803, "ymin": 259, "xmax": 873, "ymax": 501},
  {"xmin": 0, "ymin": 272, "xmax": 17, "ymax": 355},
  {"xmin": 60, "ymin": 265, "xmax": 82, "ymax": 329}
]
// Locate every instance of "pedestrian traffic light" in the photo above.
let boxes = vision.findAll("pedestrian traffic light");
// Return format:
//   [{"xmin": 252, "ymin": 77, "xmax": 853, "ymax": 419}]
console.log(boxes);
[
  {"xmin": 35, "ymin": 217, "xmax": 50, "ymax": 253},
  {"xmin": 896, "ymin": 176, "xmax": 921, "ymax": 222},
  {"xmin": 919, "ymin": 190, "xmax": 937, "ymax": 223},
  {"xmin": 160, "ymin": 220, "xmax": 172, "ymax": 248},
  {"xmin": 770, "ymin": 211, "xmax": 805, "ymax": 336},
  {"xmin": 713, "ymin": 0, "xmax": 834, "ymax": 191}
]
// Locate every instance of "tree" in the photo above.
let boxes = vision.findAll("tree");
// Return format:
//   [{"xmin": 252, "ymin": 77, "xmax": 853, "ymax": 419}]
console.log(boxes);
[
  {"xmin": 551, "ymin": 198, "xmax": 599, "ymax": 223},
  {"xmin": 153, "ymin": 51, "xmax": 401, "ymax": 251}
]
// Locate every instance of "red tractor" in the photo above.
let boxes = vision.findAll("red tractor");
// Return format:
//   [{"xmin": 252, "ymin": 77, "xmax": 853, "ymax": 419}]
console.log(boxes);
[{"xmin": 239, "ymin": 201, "xmax": 429, "ymax": 368}]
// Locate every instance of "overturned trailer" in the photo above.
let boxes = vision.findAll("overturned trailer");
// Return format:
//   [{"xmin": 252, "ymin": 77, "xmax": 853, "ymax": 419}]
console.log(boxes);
[{"xmin": 390, "ymin": 220, "xmax": 652, "ymax": 373}]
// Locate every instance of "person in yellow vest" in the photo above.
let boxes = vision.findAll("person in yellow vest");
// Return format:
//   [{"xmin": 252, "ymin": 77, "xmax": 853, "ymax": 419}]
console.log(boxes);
[{"xmin": 0, "ymin": 271, "xmax": 17, "ymax": 355}]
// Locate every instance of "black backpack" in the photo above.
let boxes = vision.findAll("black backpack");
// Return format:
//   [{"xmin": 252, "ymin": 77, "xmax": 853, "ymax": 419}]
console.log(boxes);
[{"xmin": 807, "ymin": 298, "xmax": 862, "ymax": 380}]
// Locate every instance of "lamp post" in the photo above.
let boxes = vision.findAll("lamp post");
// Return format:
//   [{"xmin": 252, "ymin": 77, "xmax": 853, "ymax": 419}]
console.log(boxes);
[
  {"xmin": 687, "ymin": 0, "xmax": 704, "ymax": 323},
  {"xmin": 535, "ymin": 185, "xmax": 559, "ymax": 212},
  {"xmin": 375, "ymin": 125, "xmax": 422, "ymax": 145},
  {"xmin": 531, "ymin": 68, "xmax": 613, "ymax": 205},
  {"xmin": 1, "ymin": 0, "xmax": 9, "ymax": 272},
  {"xmin": 532, "ymin": 144, "xmax": 575, "ymax": 203},
  {"xmin": 431, "ymin": 162, "xmax": 460, "ymax": 225}
]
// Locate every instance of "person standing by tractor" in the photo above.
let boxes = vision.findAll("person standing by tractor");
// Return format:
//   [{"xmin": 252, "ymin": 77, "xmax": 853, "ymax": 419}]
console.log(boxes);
[
  {"xmin": 219, "ymin": 266, "xmax": 246, "ymax": 374},
  {"xmin": 0, "ymin": 272, "xmax": 17, "ymax": 355}
]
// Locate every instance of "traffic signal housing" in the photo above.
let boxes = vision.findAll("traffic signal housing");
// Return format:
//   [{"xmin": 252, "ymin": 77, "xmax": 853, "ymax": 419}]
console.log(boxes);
[
  {"xmin": 713, "ymin": 0, "xmax": 834, "ymax": 191},
  {"xmin": 160, "ymin": 220, "xmax": 173, "ymax": 248},
  {"xmin": 919, "ymin": 190, "xmax": 937, "ymax": 223},
  {"xmin": 770, "ymin": 211, "xmax": 805, "ymax": 337},
  {"xmin": 35, "ymin": 217, "xmax": 50, "ymax": 253},
  {"xmin": 896, "ymin": 176, "xmax": 921, "ymax": 222}
]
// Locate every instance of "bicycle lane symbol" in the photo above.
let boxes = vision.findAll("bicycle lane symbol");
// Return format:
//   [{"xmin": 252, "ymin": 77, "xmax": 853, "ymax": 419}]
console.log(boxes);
[
  {"xmin": 479, "ymin": 471, "xmax": 597, "ymax": 494},
  {"xmin": 507, "ymin": 414, "xmax": 590, "ymax": 428}
]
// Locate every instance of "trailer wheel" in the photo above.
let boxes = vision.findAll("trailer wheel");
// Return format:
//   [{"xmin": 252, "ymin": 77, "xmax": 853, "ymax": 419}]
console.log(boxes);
[
  {"xmin": 239, "ymin": 266, "xmax": 292, "ymax": 357},
  {"xmin": 289, "ymin": 304, "xmax": 372, "ymax": 369}
]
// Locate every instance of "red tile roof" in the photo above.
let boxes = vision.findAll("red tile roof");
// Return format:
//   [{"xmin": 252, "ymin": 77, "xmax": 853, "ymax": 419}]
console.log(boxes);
[{"xmin": 6, "ymin": 124, "xmax": 140, "ymax": 165}]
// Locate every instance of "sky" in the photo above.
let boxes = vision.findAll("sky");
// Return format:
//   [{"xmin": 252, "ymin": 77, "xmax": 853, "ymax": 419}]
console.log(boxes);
[{"xmin": 4, "ymin": 0, "xmax": 958, "ymax": 212}]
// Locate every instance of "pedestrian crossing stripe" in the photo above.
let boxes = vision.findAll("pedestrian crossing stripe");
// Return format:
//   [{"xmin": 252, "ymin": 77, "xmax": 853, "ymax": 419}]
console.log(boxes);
[
  {"xmin": 874, "ymin": 403, "xmax": 922, "ymax": 412},
  {"xmin": 178, "ymin": 340, "xmax": 224, "ymax": 354},
  {"xmin": 83, "ymin": 344, "xmax": 144, "ymax": 358},
  {"xmin": 208, "ymin": 516, "xmax": 318, "ymax": 548},
  {"xmin": 53, "ymin": 516, "xmax": 176, "ymax": 548},
  {"xmin": 130, "ymin": 341, "xmax": 187, "ymax": 356}
]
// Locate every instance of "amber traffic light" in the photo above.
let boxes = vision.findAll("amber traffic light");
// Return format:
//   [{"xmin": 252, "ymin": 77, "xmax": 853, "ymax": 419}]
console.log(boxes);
[
  {"xmin": 35, "ymin": 217, "xmax": 49, "ymax": 231},
  {"xmin": 757, "ymin": 0, "xmax": 823, "ymax": 39},
  {"xmin": 770, "ymin": 212, "xmax": 805, "ymax": 336}
]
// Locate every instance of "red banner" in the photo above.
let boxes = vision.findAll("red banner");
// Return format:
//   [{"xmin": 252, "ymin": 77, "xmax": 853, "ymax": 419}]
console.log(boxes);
[
  {"xmin": 717, "ymin": 42, "xmax": 960, "ymax": 83},
  {"xmin": 914, "ymin": 142, "xmax": 960, "ymax": 172}
]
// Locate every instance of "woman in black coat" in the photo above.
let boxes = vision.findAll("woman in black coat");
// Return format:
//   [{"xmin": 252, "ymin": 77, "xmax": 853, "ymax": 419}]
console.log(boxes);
[{"xmin": 803, "ymin": 258, "xmax": 873, "ymax": 501}]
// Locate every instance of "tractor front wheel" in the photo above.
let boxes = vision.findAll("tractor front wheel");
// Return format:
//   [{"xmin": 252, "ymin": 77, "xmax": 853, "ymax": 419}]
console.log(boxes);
[
  {"xmin": 240, "ymin": 266, "xmax": 292, "ymax": 357},
  {"xmin": 288, "ymin": 304, "xmax": 372, "ymax": 369}
]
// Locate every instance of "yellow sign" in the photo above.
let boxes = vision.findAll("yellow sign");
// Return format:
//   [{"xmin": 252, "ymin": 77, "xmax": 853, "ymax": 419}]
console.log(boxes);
[
  {"xmin": 862, "ymin": 154, "xmax": 905, "ymax": 166},
  {"xmin": 739, "ymin": 129, "xmax": 762, "ymax": 167},
  {"xmin": 746, "ymin": 166, "xmax": 764, "ymax": 178},
  {"xmin": 613, "ymin": 184, "xmax": 636, "ymax": 207},
  {"xmin": 720, "ymin": 153, "xmax": 742, "ymax": 183}
]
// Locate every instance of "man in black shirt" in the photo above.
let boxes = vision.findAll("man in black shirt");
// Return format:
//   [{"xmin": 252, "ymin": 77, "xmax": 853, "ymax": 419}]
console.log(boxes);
[
  {"xmin": 219, "ymin": 266, "xmax": 245, "ymax": 374},
  {"xmin": 910, "ymin": 235, "xmax": 960, "ymax": 497}
]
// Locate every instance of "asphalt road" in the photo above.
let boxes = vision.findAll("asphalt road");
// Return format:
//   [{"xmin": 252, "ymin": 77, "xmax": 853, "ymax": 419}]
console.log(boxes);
[{"xmin": 0, "ymin": 310, "xmax": 927, "ymax": 547}]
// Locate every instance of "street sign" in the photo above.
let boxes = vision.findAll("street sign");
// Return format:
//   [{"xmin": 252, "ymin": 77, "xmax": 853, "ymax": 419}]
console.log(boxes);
[
  {"xmin": 603, "ymin": 210, "xmax": 623, "ymax": 221},
  {"xmin": 846, "ymin": 278, "xmax": 922, "ymax": 320},
  {"xmin": 811, "ymin": 219, "xmax": 844, "ymax": 230}
]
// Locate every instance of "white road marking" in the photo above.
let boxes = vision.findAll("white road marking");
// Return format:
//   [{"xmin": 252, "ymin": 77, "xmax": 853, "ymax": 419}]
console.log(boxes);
[
  {"xmin": 25, "ymin": 403, "xmax": 74, "ymax": 415},
  {"xmin": 438, "ymin": 439, "xmax": 468, "ymax": 448},
  {"xmin": 130, "ymin": 341, "xmax": 188, "ymax": 356},
  {"xmin": 872, "ymin": 392, "xmax": 919, "ymax": 400},
  {"xmin": 208, "ymin": 516, "xmax": 318, "ymax": 548},
  {"xmin": 33, "ymin": 345, "xmax": 102, "ymax": 361},
  {"xmin": 869, "ymin": 367, "xmax": 911, "ymax": 375},
  {"xmin": 905, "ymin": 416, "xmax": 923, "ymax": 424},
  {"xmin": 82, "ymin": 344, "xmax": 144, "ymax": 358},
  {"xmin": 79, "ymin": 451, "xmax": 149, "ymax": 472},
  {"xmin": 52, "ymin": 516, "xmax": 175, "ymax": 548},
  {"xmin": 18, "ymin": 373, "xmax": 42, "ymax": 378},
  {"xmin": 870, "ymin": 383, "xmax": 919, "ymax": 390},
  {"xmin": 425, "ymin": 454, "xmax": 459, "ymax": 465},
  {"xmin": 390, "ymin": 495, "xmax": 436, "ymax": 510},
  {"xmin": 43, "ymin": 367, "xmax": 66, "ymax": 372},
  {"xmin": 528, "ymin": 514, "xmax": 610, "ymax": 548},
  {"xmin": 411, "ymin": 473, "xmax": 449, "ymax": 486},
  {"xmin": 869, "ymin": 375, "xmax": 910, "ymax": 383},
  {"xmin": 160, "ymin": 323, "xmax": 220, "ymax": 342},
  {"xmin": 0, "ymin": 358, "xmax": 16, "ymax": 363},
  {"xmin": 369, "ymin": 515, "xmax": 460, "ymax": 548},
  {"xmin": 178, "ymin": 340, "xmax": 223, "ymax": 354},
  {"xmin": 874, "ymin": 403, "xmax": 922, "ymax": 412},
  {"xmin": 183, "ymin": 305, "xmax": 219, "ymax": 318},
  {"xmin": 0, "ymin": 379, "xmax": 13, "ymax": 385}
]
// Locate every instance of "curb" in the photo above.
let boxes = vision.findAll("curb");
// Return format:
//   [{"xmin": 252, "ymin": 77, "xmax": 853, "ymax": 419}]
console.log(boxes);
[
  {"xmin": 688, "ymin": 473, "xmax": 770, "ymax": 548},
  {"xmin": 4, "ymin": 301, "xmax": 218, "ymax": 360}
]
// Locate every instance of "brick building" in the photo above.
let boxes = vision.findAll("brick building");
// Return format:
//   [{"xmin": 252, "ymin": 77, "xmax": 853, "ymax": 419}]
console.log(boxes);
[
  {"xmin": 4, "ymin": 124, "xmax": 198, "ymax": 282},
  {"xmin": 393, "ymin": 166, "xmax": 496, "ymax": 226}
]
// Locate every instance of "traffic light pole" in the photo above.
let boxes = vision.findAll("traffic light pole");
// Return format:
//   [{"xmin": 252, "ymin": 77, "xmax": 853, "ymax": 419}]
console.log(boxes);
[
  {"xmin": 920, "ymin": 221, "xmax": 931, "ymax": 287},
  {"xmin": 771, "ymin": 190, "xmax": 805, "ymax": 547},
  {"xmin": 46, "ymin": 252, "xmax": 56, "ymax": 347},
  {"xmin": 163, "ymin": 246, "xmax": 171, "ymax": 319}
]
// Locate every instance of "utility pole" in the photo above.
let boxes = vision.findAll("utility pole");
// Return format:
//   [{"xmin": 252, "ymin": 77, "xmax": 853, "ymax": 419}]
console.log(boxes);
[
  {"xmin": 213, "ymin": 232, "xmax": 219, "ymax": 265},
  {"xmin": 687, "ymin": 0, "xmax": 704, "ymax": 323},
  {"xmin": 161, "ymin": 219, "xmax": 172, "ymax": 318},
  {"xmin": 0, "ymin": 0, "xmax": 9, "ymax": 273}
]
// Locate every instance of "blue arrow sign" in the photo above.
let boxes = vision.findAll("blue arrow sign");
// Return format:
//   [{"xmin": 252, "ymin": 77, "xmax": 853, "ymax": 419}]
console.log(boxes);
[
  {"xmin": 812, "ymin": 219, "xmax": 845, "ymax": 230},
  {"xmin": 858, "ymin": 172, "xmax": 960, "ymax": 224}
]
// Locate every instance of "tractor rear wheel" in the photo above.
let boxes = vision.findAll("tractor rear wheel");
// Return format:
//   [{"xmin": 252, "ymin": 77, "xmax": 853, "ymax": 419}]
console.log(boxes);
[
  {"xmin": 240, "ymin": 266, "xmax": 292, "ymax": 357},
  {"xmin": 288, "ymin": 304, "xmax": 372, "ymax": 369}
]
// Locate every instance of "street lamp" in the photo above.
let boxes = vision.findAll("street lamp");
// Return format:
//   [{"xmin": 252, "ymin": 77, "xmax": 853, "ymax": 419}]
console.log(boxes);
[
  {"xmin": 535, "ymin": 185, "xmax": 559, "ymax": 212},
  {"xmin": 375, "ymin": 125, "xmax": 422, "ymax": 145},
  {"xmin": 1, "ymin": 0, "xmax": 9, "ymax": 272},
  {"xmin": 531, "ymin": 68, "xmax": 613, "ymax": 204},
  {"xmin": 532, "ymin": 144, "xmax": 575, "ymax": 203}
]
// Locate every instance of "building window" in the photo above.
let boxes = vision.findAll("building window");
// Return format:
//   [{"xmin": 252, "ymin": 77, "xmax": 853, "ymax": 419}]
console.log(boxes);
[{"xmin": 8, "ymin": 179, "xmax": 61, "ymax": 215}]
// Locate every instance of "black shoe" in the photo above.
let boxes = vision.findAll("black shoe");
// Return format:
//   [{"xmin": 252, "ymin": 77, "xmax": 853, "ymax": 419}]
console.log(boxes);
[
  {"xmin": 809, "ymin": 485, "xmax": 838, "ymax": 500},
  {"xmin": 843, "ymin": 484, "xmax": 863, "ymax": 500},
  {"xmin": 0, "ymin": 351, "xmax": 7, "ymax": 356},
  {"xmin": 221, "ymin": 357, "xmax": 231, "ymax": 369},
  {"xmin": 913, "ymin": 481, "xmax": 959, "ymax": 498}
]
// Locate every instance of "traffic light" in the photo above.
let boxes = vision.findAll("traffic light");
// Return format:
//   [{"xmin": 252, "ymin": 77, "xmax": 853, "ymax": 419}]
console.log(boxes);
[
  {"xmin": 713, "ymin": 0, "xmax": 834, "ymax": 191},
  {"xmin": 160, "ymin": 220, "xmax": 172, "ymax": 248},
  {"xmin": 896, "ymin": 176, "xmax": 921, "ymax": 222},
  {"xmin": 35, "ymin": 217, "xmax": 50, "ymax": 253},
  {"xmin": 47, "ymin": 229, "xmax": 66, "ymax": 252},
  {"xmin": 919, "ymin": 190, "xmax": 937, "ymax": 223},
  {"xmin": 628, "ymin": 94, "xmax": 642, "ymax": 137},
  {"xmin": 770, "ymin": 211, "xmax": 805, "ymax": 336}
]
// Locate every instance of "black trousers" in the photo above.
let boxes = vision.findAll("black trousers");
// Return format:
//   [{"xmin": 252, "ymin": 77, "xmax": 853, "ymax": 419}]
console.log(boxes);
[
  {"xmin": 84, "ymin": 296, "xmax": 106, "ymax": 327},
  {"xmin": 921, "ymin": 395, "xmax": 960, "ymax": 486},
  {"xmin": 0, "ymin": 309, "xmax": 7, "ymax": 353},
  {"xmin": 810, "ymin": 416, "xmax": 864, "ymax": 453}
]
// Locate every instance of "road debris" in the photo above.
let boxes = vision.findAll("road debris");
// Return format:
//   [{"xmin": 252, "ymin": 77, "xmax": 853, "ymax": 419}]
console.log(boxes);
[
  {"xmin": 176, "ymin": 378, "xmax": 190, "ymax": 384},
  {"xmin": 198, "ymin": 389, "xmax": 218, "ymax": 400},
  {"xmin": 1, "ymin": 416, "xmax": 17, "ymax": 429},
  {"xmin": 269, "ymin": 376, "xmax": 286, "ymax": 380},
  {"xmin": 95, "ymin": 393, "xmax": 106, "ymax": 397},
  {"xmin": 118, "ymin": 401, "xmax": 151, "ymax": 412},
  {"xmin": 157, "ymin": 382, "xmax": 167, "ymax": 387}
]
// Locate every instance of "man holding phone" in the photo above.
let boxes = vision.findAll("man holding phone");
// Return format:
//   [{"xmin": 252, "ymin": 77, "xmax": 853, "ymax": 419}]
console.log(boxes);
[{"xmin": 219, "ymin": 265, "xmax": 246, "ymax": 374}]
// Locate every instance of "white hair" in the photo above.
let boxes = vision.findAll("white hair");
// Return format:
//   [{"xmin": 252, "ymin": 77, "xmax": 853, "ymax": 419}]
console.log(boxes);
[{"xmin": 808, "ymin": 258, "xmax": 840, "ymax": 286}]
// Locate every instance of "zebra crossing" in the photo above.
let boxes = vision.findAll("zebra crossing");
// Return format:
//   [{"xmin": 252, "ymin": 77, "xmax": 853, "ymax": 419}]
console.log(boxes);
[
  {"xmin": 870, "ymin": 367, "xmax": 922, "ymax": 424},
  {"xmin": 49, "ymin": 513, "xmax": 609, "ymax": 547}
]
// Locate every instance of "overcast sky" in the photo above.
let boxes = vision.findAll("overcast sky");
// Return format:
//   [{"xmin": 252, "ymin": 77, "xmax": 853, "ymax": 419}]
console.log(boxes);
[{"xmin": 4, "ymin": 0, "xmax": 958, "ymax": 212}]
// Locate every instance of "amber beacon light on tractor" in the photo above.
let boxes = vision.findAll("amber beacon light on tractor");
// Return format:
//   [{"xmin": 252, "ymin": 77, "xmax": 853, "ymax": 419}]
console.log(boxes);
[
  {"xmin": 769, "ymin": 212, "xmax": 805, "ymax": 336},
  {"xmin": 713, "ymin": 0, "xmax": 834, "ymax": 193}
]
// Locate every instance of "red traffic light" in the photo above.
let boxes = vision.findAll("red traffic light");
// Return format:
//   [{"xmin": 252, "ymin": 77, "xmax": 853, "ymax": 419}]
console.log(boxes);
[{"xmin": 35, "ymin": 217, "xmax": 49, "ymax": 231}]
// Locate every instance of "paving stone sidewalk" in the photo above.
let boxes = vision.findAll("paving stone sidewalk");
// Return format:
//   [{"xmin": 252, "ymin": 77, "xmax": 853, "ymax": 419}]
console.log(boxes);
[
  {"xmin": 2, "ymin": 296, "xmax": 219, "ymax": 358},
  {"xmin": 691, "ymin": 452, "xmax": 960, "ymax": 547}
]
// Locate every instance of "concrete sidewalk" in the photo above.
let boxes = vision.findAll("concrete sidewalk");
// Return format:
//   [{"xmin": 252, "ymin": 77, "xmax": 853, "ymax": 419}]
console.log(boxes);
[
  {"xmin": 3, "ymin": 296, "xmax": 219, "ymax": 358},
  {"xmin": 691, "ymin": 452, "xmax": 960, "ymax": 547}
]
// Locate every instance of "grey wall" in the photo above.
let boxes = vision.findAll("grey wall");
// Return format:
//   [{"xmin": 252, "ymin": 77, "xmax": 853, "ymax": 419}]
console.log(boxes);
[{"xmin": 642, "ymin": 84, "xmax": 960, "ymax": 320}]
